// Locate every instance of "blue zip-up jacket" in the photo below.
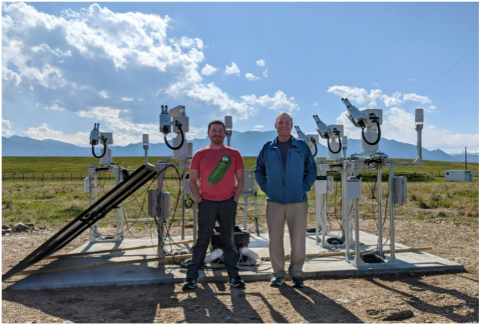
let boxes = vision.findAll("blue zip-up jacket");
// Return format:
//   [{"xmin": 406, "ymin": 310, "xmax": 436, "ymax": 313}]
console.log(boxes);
[{"xmin": 254, "ymin": 136, "xmax": 317, "ymax": 204}]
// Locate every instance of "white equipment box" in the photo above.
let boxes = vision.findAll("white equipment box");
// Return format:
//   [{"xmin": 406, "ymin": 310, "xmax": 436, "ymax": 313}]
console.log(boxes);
[
  {"xmin": 346, "ymin": 176, "xmax": 362, "ymax": 199},
  {"xmin": 394, "ymin": 176, "xmax": 408, "ymax": 205},
  {"xmin": 445, "ymin": 170, "xmax": 473, "ymax": 182},
  {"xmin": 315, "ymin": 176, "xmax": 327, "ymax": 194},
  {"xmin": 83, "ymin": 177, "xmax": 90, "ymax": 193}
]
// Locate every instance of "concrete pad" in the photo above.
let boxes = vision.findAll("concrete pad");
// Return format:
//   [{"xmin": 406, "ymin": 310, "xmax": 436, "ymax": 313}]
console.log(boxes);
[{"xmin": 12, "ymin": 231, "xmax": 464, "ymax": 290}]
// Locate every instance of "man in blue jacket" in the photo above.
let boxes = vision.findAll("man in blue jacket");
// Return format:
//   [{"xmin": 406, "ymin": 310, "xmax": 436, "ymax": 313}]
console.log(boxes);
[{"xmin": 254, "ymin": 112, "xmax": 317, "ymax": 288}]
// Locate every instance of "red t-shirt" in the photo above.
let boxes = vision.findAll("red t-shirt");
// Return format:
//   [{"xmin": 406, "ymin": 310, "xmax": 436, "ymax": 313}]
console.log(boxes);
[{"xmin": 190, "ymin": 146, "xmax": 244, "ymax": 201}]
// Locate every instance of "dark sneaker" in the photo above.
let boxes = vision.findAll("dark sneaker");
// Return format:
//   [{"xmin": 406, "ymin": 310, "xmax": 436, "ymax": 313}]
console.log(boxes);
[
  {"xmin": 182, "ymin": 278, "xmax": 197, "ymax": 291},
  {"xmin": 229, "ymin": 276, "xmax": 245, "ymax": 288},
  {"xmin": 292, "ymin": 277, "xmax": 305, "ymax": 288},
  {"xmin": 270, "ymin": 276, "xmax": 285, "ymax": 286}
]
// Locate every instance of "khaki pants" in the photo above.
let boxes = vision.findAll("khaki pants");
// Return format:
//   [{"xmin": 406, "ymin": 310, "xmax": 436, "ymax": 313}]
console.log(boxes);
[{"xmin": 266, "ymin": 201, "xmax": 308, "ymax": 278}]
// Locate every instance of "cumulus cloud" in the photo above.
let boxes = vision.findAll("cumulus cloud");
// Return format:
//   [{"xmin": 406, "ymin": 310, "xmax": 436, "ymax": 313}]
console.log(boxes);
[
  {"xmin": 2, "ymin": 119, "xmax": 15, "ymax": 136},
  {"xmin": 99, "ymin": 91, "xmax": 109, "ymax": 99},
  {"xmin": 3, "ymin": 2, "xmax": 300, "ymax": 130},
  {"xmin": 76, "ymin": 107, "xmax": 165, "ymax": 146},
  {"xmin": 425, "ymin": 105, "xmax": 438, "ymax": 113},
  {"xmin": 225, "ymin": 62, "xmax": 240, "ymax": 76},
  {"xmin": 256, "ymin": 60, "xmax": 265, "ymax": 67},
  {"xmin": 241, "ymin": 91, "xmax": 299, "ymax": 113},
  {"xmin": 201, "ymin": 64, "xmax": 218, "ymax": 76},
  {"xmin": 245, "ymin": 73, "xmax": 259, "ymax": 81},
  {"xmin": 263, "ymin": 69, "xmax": 268, "ymax": 78},
  {"xmin": 314, "ymin": 102, "xmax": 318, "ymax": 106},
  {"xmin": 382, "ymin": 94, "xmax": 403, "ymax": 107},
  {"xmin": 327, "ymin": 85, "xmax": 382, "ymax": 108},
  {"xmin": 403, "ymin": 93, "xmax": 431, "ymax": 104},
  {"xmin": 253, "ymin": 125, "xmax": 264, "ymax": 129}
]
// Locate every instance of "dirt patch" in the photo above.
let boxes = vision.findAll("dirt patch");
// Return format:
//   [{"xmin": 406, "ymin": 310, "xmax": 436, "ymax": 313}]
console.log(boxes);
[{"xmin": 2, "ymin": 218, "xmax": 478, "ymax": 323}]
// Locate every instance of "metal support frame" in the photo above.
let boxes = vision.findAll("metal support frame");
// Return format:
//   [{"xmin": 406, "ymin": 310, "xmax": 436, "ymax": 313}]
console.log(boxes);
[
  {"xmin": 88, "ymin": 164, "xmax": 126, "ymax": 243},
  {"xmin": 315, "ymin": 163, "xmax": 330, "ymax": 247}
]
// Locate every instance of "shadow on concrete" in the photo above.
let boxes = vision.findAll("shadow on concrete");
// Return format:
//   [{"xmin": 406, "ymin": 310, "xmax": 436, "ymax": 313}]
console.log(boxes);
[{"xmin": 368, "ymin": 276, "xmax": 478, "ymax": 323}]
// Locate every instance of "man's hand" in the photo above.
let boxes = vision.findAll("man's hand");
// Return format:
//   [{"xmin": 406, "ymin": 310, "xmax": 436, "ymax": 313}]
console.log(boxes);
[
  {"xmin": 233, "ymin": 168, "xmax": 244, "ymax": 203},
  {"xmin": 233, "ymin": 196, "xmax": 239, "ymax": 203},
  {"xmin": 189, "ymin": 169, "xmax": 203, "ymax": 204}
]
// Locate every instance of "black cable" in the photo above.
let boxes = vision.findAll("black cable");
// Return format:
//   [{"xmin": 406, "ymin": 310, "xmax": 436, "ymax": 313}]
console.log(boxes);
[
  {"xmin": 92, "ymin": 137, "xmax": 107, "ymax": 158},
  {"xmin": 327, "ymin": 131, "xmax": 342, "ymax": 154},
  {"xmin": 361, "ymin": 118, "xmax": 381, "ymax": 146},
  {"xmin": 164, "ymin": 122, "xmax": 184, "ymax": 150}
]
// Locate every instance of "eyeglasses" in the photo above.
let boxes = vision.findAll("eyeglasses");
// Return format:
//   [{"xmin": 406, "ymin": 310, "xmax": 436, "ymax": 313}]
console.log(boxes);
[{"xmin": 210, "ymin": 130, "xmax": 225, "ymax": 135}]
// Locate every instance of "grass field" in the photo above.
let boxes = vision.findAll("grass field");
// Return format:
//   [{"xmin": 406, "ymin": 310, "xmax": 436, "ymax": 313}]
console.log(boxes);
[
  {"xmin": 2, "ymin": 156, "xmax": 479, "ymax": 182},
  {"xmin": 2, "ymin": 157, "xmax": 478, "ymax": 228}
]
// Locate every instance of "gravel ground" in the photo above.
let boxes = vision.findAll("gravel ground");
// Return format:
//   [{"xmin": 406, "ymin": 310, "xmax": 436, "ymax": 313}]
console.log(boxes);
[{"xmin": 2, "ymin": 218, "xmax": 478, "ymax": 323}]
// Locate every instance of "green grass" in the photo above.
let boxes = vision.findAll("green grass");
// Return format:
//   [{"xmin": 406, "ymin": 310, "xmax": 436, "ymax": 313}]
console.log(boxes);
[
  {"xmin": 2, "ymin": 157, "xmax": 478, "ymax": 226},
  {"xmin": 3, "ymin": 156, "xmax": 478, "ymax": 183}
]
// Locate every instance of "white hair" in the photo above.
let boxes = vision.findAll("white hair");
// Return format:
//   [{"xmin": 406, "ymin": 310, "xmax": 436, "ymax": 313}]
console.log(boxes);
[{"xmin": 275, "ymin": 112, "xmax": 293, "ymax": 125}]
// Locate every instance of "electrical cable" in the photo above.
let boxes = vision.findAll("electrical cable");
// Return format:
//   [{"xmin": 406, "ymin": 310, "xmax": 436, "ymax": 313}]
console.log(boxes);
[
  {"xmin": 92, "ymin": 137, "xmax": 107, "ymax": 159},
  {"xmin": 361, "ymin": 118, "xmax": 381, "ymax": 146},
  {"xmin": 164, "ymin": 122, "xmax": 184, "ymax": 150},
  {"xmin": 327, "ymin": 131, "xmax": 342, "ymax": 154}
]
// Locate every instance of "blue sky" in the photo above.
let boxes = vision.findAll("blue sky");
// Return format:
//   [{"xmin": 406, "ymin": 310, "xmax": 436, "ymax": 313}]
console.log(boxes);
[{"xmin": 2, "ymin": 2, "xmax": 478, "ymax": 153}]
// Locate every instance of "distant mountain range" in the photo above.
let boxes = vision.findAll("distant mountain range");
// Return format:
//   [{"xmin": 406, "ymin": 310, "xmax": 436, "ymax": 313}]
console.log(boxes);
[{"xmin": 2, "ymin": 132, "xmax": 477, "ymax": 163}]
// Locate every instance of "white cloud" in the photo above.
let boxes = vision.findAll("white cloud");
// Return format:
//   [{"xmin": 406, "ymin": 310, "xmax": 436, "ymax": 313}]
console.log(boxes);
[
  {"xmin": 76, "ymin": 107, "xmax": 165, "ymax": 146},
  {"xmin": 225, "ymin": 62, "xmax": 240, "ymax": 76},
  {"xmin": 254, "ymin": 125, "xmax": 264, "ymax": 129},
  {"xmin": 408, "ymin": 78, "xmax": 415, "ymax": 81},
  {"xmin": 403, "ymin": 93, "xmax": 431, "ymax": 104},
  {"xmin": 256, "ymin": 60, "xmax": 265, "ymax": 67},
  {"xmin": 186, "ymin": 83, "xmax": 257, "ymax": 119},
  {"xmin": 327, "ymin": 86, "xmax": 382, "ymax": 108},
  {"xmin": 382, "ymin": 94, "xmax": 403, "ymax": 107},
  {"xmin": 314, "ymin": 102, "xmax": 318, "ymax": 106},
  {"xmin": 425, "ymin": 105, "xmax": 438, "ymax": 113},
  {"xmin": 22, "ymin": 123, "xmax": 92, "ymax": 147},
  {"xmin": 171, "ymin": 36, "xmax": 204, "ymax": 50},
  {"xmin": 263, "ymin": 69, "xmax": 268, "ymax": 78},
  {"xmin": 2, "ymin": 119, "xmax": 15, "ymax": 136},
  {"xmin": 241, "ymin": 91, "xmax": 299, "ymax": 113},
  {"xmin": 3, "ymin": 3, "xmax": 300, "ymax": 129},
  {"xmin": 186, "ymin": 126, "xmax": 207, "ymax": 140},
  {"xmin": 201, "ymin": 64, "xmax": 218, "ymax": 76},
  {"xmin": 245, "ymin": 73, "xmax": 259, "ymax": 81},
  {"xmin": 120, "ymin": 97, "xmax": 134, "ymax": 101},
  {"xmin": 373, "ymin": 83, "xmax": 379, "ymax": 87}
]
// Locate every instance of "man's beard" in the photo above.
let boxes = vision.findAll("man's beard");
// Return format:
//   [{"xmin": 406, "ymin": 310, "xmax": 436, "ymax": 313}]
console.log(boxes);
[{"xmin": 213, "ymin": 136, "xmax": 222, "ymax": 145}]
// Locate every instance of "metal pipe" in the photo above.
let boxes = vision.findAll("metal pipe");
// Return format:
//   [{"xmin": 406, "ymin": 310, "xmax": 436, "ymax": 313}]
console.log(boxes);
[
  {"xmin": 354, "ymin": 167, "xmax": 360, "ymax": 266},
  {"xmin": 377, "ymin": 166, "xmax": 383, "ymax": 258},
  {"xmin": 181, "ymin": 167, "xmax": 186, "ymax": 240},
  {"xmin": 254, "ymin": 194, "xmax": 259, "ymax": 236},
  {"xmin": 243, "ymin": 197, "xmax": 248, "ymax": 230},
  {"xmin": 192, "ymin": 201, "xmax": 197, "ymax": 249},
  {"xmin": 389, "ymin": 166, "xmax": 395, "ymax": 264}
]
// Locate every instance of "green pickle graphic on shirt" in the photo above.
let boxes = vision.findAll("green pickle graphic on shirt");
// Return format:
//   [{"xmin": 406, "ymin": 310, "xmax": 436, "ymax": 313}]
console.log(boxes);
[{"xmin": 208, "ymin": 154, "xmax": 232, "ymax": 185}]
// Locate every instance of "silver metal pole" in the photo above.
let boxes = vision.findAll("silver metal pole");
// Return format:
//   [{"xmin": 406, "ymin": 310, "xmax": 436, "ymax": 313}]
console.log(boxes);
[
  {"xmin": 354, "ymin": 167, "xmax": 360, "ymax": 266},
  {"xmin": 192, "ymin": 201, "xmax": 197, "ymax": 249},
  {"xmin": 181, "ymin": 167, "xmax": 186, "ymax": 240},
  {"xmin": 254, "ymin": 194, "xmax": 259, "ymax": 236},
  {"xmin": 377, "ymin": 166, "xmax": 384, "ymax": 258},
  {"xmin": 315, "ymin": 191, "xmax": 321, "ymax": 245},
  {"xmin": 243, "ymin": 197, "xmax": 248, "ymax": 230},
  {"xmin": 389, "ymin": 166, "xmax": 395, "ymax": 264},
  {"xmin": 157, "ymin": 165, "xmax": 166, "ymax": 258}
]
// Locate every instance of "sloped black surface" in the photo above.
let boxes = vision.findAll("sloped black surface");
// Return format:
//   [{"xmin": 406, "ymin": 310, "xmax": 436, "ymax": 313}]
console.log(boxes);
[{"xmin": 2, "ymin": 163, "xmax": 158, "ymax": 281}]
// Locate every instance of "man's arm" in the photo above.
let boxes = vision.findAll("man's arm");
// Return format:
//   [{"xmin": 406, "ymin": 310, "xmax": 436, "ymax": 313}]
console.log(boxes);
[
  {"xmin": 303, "ymin": 143, "xmax": 317, "ymax": 192},
  {"xmin": 189, "ymin": 169, "xmax": 203, "ymax": 203},
  {"xmin": 254, "ymin": 145, "xmax": 267, "ymax": 193},
  {"xmin": 234, "ymin": 168, "xmax": 245, "ymax": 203}
]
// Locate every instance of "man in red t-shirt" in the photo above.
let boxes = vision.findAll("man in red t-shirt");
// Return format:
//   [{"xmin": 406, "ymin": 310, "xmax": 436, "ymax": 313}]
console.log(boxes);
[{"xmin": 183, "ymin": 120, "xmax": 246, "ymax": 290}]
